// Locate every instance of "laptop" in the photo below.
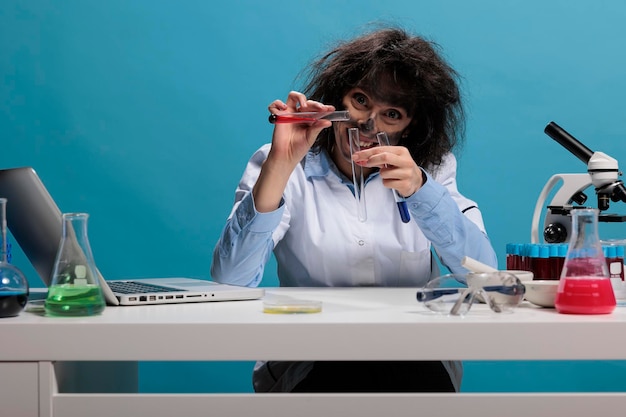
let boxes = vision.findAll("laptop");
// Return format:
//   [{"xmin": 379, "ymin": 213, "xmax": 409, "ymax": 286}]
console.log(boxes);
[{"xmin": 0, "ymin": 167, "xmax": 264, "ymax": 306}]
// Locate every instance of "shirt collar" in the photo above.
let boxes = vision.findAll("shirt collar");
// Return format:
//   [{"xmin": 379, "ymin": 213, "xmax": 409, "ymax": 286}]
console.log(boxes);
[
  {"xmin": 302, "ymin": 148, "xmax": 333, "ymax": 178},
  {"xmin": 302, "ymin": 148, "xmax": 379, "ymax": 185}
]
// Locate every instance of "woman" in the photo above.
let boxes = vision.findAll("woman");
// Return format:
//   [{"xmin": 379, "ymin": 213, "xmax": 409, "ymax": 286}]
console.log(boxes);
[{"xmin": 211, "ymin": 26, "xmax": 497, "ymax": 392}]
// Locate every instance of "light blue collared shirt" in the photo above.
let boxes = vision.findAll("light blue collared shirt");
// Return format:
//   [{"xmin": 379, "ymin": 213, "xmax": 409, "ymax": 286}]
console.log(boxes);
[
  {"xmin": 212, "ymin": 144, "xmax": 496, "ymax": 288},
  {"xmin": 211, "ymin": 144, "xmax": 497, "ymax": 393}
]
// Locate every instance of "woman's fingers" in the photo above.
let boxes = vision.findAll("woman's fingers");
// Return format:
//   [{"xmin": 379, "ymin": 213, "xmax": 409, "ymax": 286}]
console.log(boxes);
[
  {"xmin": 284, "ymin": 91, "xmax": 336, "ymax": 113},
  {"xmin": 269, "ymin": 93, "xmax": 336, "ymax": 119},
  {"xmin": 352, "ymin": 146, "xmax": 423, "ymax": 196},
  {"xmin": 352, "ymin": 146, "xmax": 407, "ymax": 168},
  {"xmin": 268, "ymin": 100, "xmax": 288, "ymax": 113}
]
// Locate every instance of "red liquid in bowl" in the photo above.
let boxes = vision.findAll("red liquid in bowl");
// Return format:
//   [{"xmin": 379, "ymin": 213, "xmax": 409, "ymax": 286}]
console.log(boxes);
[{"xmin": 555, "ymin": 277, "xmax": 616, "ymax": 314}]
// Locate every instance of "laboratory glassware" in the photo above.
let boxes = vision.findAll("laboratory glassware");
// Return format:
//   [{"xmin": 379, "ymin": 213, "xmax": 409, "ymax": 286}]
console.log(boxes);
[
  {"xmin": 375, "ymin": 131, "xmax": 411, "ymax": 223},
  {"xmin": 555, "ymin": 208, "xmax": 616, "ymax": 314},
  {"xmin": 0, "ymin": 198, "xmax": 29, "ymax": 318},
  {"xmin": 45, "ymin": 212, "xmax": 106, "ymax": 316},
  {"xmin": 268, "ymin": 111, "xmax": 350, "ymax": 124},
  {"xmin": 348, "ymin": 128, "xmax": 367, "ymax": 222}
]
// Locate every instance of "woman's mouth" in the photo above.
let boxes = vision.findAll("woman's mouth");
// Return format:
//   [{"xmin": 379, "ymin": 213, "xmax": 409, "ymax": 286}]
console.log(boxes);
[{"xmin": 357, "ymin": 140, "xmax": 377, "ymax": 149}]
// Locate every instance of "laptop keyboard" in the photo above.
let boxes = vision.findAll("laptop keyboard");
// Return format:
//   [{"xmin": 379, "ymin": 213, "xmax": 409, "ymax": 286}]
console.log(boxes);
[{"xmin": 108, "ymin": 281, "xmax": 184, "ymax": 294}]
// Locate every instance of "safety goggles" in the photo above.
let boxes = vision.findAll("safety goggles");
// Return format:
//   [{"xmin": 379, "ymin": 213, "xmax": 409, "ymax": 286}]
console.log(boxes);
[{"xmin": 416, "ymin": 272, "xmax": 526, "ymax": 316}]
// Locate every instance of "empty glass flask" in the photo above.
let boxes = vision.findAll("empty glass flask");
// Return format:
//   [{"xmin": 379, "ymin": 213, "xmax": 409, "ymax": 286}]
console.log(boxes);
[
  {"xmin": 555, "ymin": 208, "xmax": 616, "ymax": 314},
  {"xmin": 45, "ymin": 213, "xmax": 105, "ymax": 316}
]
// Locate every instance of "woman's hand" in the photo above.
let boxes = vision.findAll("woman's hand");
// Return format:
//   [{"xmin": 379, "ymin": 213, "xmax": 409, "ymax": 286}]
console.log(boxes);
[
  {"xmin": 351, "ymin": 145, "xmax": 424, "ymax": 197},
  {"xmin": 253, "ymin": 92, "xmax": 335, "ymax": 213},
  {"xmin": 266, "ymin": 91, "xmax": 335, "ymax": 170}
]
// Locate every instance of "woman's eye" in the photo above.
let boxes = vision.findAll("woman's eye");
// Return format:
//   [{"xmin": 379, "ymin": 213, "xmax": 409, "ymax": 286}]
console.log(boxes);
[
  {"xmin": 353, "ymin": 93, "xmax": 368, "ymax": 106},
  {"xmin": 386, "ymin": 110, "xmax": 402, "ymax": 120}
]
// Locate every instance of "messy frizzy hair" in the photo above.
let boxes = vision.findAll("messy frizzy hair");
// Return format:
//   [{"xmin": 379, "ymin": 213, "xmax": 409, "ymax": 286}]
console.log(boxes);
[{"xmin": 299, "ymin": 26, "xmax": 465, "ymax": 171}]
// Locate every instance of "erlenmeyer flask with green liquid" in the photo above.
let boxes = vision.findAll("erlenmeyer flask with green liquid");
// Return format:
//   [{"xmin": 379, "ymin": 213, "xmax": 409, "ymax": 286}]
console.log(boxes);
[{"xmin": 45, "ymin": 212, "xmax": 105, "ymax": 316}]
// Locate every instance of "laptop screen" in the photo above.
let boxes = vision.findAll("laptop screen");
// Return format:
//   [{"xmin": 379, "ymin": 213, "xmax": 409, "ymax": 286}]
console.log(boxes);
[{"xmin": 0, "ymin": 167, "xmax": 62, "ymax": 288}]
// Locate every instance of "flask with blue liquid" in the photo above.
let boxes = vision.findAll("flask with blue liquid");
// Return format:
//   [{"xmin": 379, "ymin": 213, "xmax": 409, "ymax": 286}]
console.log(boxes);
[{"xmin": 0, "ymin": 197, "xmax": 29, "ymax": 318}]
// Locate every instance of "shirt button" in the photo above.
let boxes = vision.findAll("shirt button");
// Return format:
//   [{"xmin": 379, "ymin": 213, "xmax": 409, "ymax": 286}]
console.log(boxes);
[{"xmin": 358, "ymin": 240, "xmax": 365, "ymax": 246}]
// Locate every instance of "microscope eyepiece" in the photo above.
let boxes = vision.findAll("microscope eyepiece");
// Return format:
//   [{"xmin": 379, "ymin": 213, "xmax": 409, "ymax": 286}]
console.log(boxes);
[{"xmin": 545, "ymin": 122, "xmax": 594, "ymax": 164}]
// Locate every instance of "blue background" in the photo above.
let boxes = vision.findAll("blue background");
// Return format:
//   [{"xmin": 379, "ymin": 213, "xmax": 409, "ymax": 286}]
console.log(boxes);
[{"xmin": 3, "ymin": 0, "xmax": 626, "ymax": 392}]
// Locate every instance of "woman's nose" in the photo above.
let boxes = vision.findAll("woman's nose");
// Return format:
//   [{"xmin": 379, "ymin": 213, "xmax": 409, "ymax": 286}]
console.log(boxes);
[{"xmin": 358, "ymin": 117, "xmax": 375, "ymax": 133}]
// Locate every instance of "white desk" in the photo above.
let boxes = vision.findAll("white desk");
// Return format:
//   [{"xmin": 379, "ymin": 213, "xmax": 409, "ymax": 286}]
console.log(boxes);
[{"xmin": 2, "ymin": 287, "xmax": 626, "ymax": 417}]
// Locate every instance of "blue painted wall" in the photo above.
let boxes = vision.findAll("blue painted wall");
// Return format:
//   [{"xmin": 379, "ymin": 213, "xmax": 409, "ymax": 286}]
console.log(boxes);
[{"xmin": 3, "ymin": 0, "xmax": 626, "ymax": 393}]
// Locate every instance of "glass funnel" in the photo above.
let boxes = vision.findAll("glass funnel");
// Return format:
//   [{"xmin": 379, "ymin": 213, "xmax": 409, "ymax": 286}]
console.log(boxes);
[
  {"xmin": 555, "ymin": 208, "xmax": 616, "ymax": 314},
  {"xmin": 0, "ymin": 198, "xmax": 29, "ymax": 318},
  {"xmin": 45, "ymin": 213, "xmax": 105, "ymax": 316}
]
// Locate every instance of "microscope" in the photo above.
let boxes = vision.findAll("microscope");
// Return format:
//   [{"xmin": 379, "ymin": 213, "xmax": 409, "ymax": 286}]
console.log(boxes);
[{"xmin": 530, "ymin": 121, "xmax": 626, "ymax": 244}]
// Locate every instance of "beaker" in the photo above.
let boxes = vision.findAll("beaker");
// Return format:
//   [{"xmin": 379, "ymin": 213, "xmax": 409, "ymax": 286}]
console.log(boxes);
[
  {"xmin": 45, "ymin": 213, "xmax": 106, "ymax": 316},
  {"xmin": 555, "ymin": 208, "xmax": 616, "ymax": 314},
  {"xmin": 0, "ymin": 198, "xmax": 29, "ymax": 318}
]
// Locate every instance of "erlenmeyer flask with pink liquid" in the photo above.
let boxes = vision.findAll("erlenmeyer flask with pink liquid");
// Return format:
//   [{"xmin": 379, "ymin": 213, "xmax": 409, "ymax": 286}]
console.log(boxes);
[{"xmin": 555, "ymin": 208, "xmax": 616, "ymax": 314}]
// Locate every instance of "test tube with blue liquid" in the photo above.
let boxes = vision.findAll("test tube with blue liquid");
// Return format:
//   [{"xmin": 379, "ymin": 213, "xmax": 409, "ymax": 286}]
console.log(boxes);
[{"xmin": 375, "ymin": 132, "xmax": 411, "ymax": 223}]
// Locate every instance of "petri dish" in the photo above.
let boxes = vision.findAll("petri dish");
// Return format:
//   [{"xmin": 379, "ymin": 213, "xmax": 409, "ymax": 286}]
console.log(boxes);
[{"xmin": 262, "ymin": 296, "xmax": 322, "ymax": 314}]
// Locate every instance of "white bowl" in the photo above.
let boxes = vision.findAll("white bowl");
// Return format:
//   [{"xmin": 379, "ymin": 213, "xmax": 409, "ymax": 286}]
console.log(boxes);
[
  {"xmin": 505, "ymin": 270, "xmax": 534, "ymax": 282},
  {"xmin": 523, "ymin": 280, "xmax": 559, "ymax": 307}
]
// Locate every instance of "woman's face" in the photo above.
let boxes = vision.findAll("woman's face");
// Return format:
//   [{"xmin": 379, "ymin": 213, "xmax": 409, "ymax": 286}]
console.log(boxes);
[{"xmin": 331, "ymin": 87, "xmax": 413, "ymax": 177}]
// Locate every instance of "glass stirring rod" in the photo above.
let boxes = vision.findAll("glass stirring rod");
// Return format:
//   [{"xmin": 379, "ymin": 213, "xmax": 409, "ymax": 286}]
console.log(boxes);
[
  {"xmin": 376, "ymin": 132, "xmax": 411, "ymax": 223},
  {"xmin": 269, "ymin": 111, "xmax": 350, "ymax": 124}
]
